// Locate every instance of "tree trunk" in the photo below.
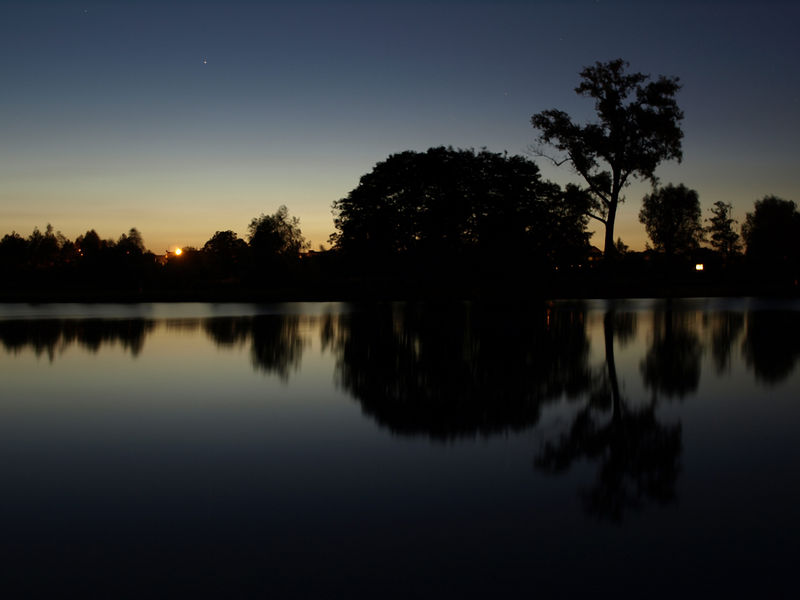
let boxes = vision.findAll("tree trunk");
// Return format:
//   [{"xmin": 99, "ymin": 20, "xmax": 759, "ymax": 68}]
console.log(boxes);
[{"xmin": 604, "ymin": 199, "xmax": 619, "ymax": 258}]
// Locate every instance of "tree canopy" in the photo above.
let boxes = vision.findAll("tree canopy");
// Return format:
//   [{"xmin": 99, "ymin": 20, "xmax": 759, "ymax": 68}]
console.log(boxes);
[
  {"xmin": 639, "ymin": 183, "xmax": 703, "ymax": 258},
  {"xmin": 248, "ymin": 206, "xmax": 309, "ymax": 263},
  {"xmin": 741, "ymin": 196, "xmax": 800, "ymax": 266},
  {"xmin": 331, "ymin": 146, "xmax": 591, "ymax": 274},
  {"xmin": 531, "ymin": 58, "xmax": 684, "ymax": 257}
]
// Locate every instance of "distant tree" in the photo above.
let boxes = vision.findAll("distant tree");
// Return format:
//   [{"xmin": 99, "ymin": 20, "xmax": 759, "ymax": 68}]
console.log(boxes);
[
  {"xmin": 741, "ymin": 196, "xmax": 800, "ymax": 268},
  {"xmin": 0, "ymin": 232, "xmax": 28, "ymax": 270},
  {"xmin": 27, "ymin": 224, "xmax": 61, "ymax": 268},
  {"xmin": 331, "ymin": 147, "xmax": 590, "ymax": 272},
  {"xmin": 248, "ymin": 206, "xmax": 309, "ymax": 269},
  {"xmin": 75, "ymin": 229, "xmax": 103, "ymax": 258},
  {"xmin": 639, "ymin": 184, "xmax": 703, "ymax": 258},
  {"xmin": 116, "ymin": 227, "xmax": 146, "ymax": 255},
  {"xmin": 202, "ymin": 230, "xmax": 249, "ymax": 278},
  {"xmin": 531, "ymin": 59, "xmax": 684, "ymax": 258},
  {"xmin": 705, "ymin": 201, "xmax": 742, "ymax": 259}
]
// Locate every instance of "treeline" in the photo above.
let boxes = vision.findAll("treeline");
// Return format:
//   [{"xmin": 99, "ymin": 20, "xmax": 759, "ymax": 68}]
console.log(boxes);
[
  {"xmin": 1, "ymin": 147, "xmax": 799, "ymax": 300},
  {"xmin": 0, "ymin": 208, "xmax": 326, "ymax": 300}
]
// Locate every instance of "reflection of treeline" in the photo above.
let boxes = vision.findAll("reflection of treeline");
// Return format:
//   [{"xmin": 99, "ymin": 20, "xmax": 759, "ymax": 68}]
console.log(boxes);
[
  {"xmin": 323, "ymin": 302, "xmax": 592, "ymax": 439},
  {"xmin": 0, "ymin": 318, "xmax": 154, "ymax": 360}
]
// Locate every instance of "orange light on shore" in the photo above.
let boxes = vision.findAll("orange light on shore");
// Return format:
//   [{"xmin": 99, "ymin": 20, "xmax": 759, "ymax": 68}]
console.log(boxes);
[
  {"xmin": 174, "ymin": 248, "xmax": 183, "ymax": 256},
  {"xmin": 695, "ymin": 263, "xmax": 704, "ymax": 271}
]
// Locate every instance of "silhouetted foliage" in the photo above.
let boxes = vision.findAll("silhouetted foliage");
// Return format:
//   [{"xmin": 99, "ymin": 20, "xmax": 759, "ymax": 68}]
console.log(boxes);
[
  {"xmin": 331, "ymin": 147, "xmax": 591, "ymax": 278},
  {"xmin": 705, "ymin": 201, "xmax": 742, "ymax": 259},
  {"xmin": 742, "ymin": 310, "xmax": 800, "ymax": 385},
  {"xmin": 531, "ymin": 59, "xmax": 684, "ymax": 257},
  {"xmin": 639, "ymin": 184, "xmax": 703, "ymax": 258},
  {"xmin": 535, "ymin": 310, "xmax": 681, "ymax": 521},
  {"xmin": 202, "ymin": 230, "xmax": 249, "ymax": 280},
  {"xmin": 326, "ymin": 302, "xmax": 591, "ymax": 440},
  {"xmin": 741, "ymin": 196, "xmax": 800, "ymax": 277},
  {"xmin": 248, "ymin": 206, "xmax": 309, "ymax": 269}
]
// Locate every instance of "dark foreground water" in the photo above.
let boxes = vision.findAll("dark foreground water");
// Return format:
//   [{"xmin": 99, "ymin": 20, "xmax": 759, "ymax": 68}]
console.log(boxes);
[{"xmin": 1, "ymin": 299, "xmax": 799, "ymax": 597}]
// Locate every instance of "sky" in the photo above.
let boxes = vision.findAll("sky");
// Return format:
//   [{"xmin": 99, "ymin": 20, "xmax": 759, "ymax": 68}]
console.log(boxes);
[{"xmin": 1, "ymin": 0, "xmax": 799, "ymax": 253}]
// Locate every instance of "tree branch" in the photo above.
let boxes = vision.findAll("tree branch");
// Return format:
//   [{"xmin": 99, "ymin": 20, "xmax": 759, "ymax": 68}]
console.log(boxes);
[
  {"xmin": 587, "ymin": 211, "xmax": 607, "ymax": 225},
  {"xmin": 526, "ymin": 144, "xmax": 571, "ymax": 167}
]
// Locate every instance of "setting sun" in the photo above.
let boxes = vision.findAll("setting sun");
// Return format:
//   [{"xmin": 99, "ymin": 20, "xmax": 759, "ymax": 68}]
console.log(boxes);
[{"xmin": 174, "ymin": 248, "xmax": 182, "ymax": 256}]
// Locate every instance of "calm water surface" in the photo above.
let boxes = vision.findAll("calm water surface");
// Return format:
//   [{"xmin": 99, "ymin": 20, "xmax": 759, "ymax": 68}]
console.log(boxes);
[{"xmin": 1, "ymin": 299, "xmax": 799, "ymax": 596}]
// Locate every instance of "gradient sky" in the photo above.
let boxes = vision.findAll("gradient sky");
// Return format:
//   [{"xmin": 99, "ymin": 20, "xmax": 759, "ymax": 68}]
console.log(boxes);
[{"xmin": 2, "ymin": 0, "xmax": 798, "ymax": 253}]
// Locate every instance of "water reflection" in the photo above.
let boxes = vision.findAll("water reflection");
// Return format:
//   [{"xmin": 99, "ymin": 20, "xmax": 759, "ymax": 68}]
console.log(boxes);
[
  {"xmin": 742, "ymin": 311, "xmax": 800, "ymax": 385},
  {"xmin": 536, "ymin": 311, "xmax": 681, "ymax": 520},
  {"xmin": 708, "ymin": 311, "xmax": 745, "ymax": 374},
  {"xmin": 203, "ymin": 316, "xmax": 306, "ymax": 380},
  {"xmin": 324, "ymin": 303, "xmax": 591, "ymax": 439},
  {"xmin": 0, "ymin": 318, "xmax": 154, "ymax": 359},
  {"xmin": 640, "ymin": 307, "xmax": 702, "ymax": 400}
]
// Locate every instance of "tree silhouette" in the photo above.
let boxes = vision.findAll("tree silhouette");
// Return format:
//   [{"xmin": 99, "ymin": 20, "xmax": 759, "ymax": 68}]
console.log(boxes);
[
  {"xmin": 741, "ymin": 196, "xmax": 800, "ymax": 279},
  {"xmin": 531, "ymin": 59, "xmax": 684, "ymax": 258},
  {"xmin": 248, "ymin": 206, "xmax": 309, "ymax": 281},
  {"xmin": 332, "ymin": 146, "xmax": 591, "ymax": 276},
  {"xmin": 248, "ymin": 206, "xmax": 308, "ymax": 259},
  {"xmin": 202, "ymin": 230, "xmax": 249, "ymax": 280},
  {"xmin": 705, "ymin": 201, "xmax": 742, "ymax": 259},
  {"xmin": 639, "ymin": 183, "xmax": 703, "ymax": 259}
]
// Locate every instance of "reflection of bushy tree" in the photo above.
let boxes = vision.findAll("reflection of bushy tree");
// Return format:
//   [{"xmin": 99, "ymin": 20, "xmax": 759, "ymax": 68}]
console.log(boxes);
[
  {"xmin": 742, "ymin": 311, "xmax": 800, "ymax": 385},
  {"xmin": 202, "ymin": 315, "xmax": 308, "ymax": 381},
  {"xmin": 536, "ymin": 312, "xmax": 682, "ymax": 521},
  {"xmin": 640, "ymin": 309, "xmax": 701, "ymax": 400},
  {"xmin": 328, "ymin": 303, "xmax": 591, "ymax": 440},
  {"xmin": 203, "ymin": 317, "xmax": 252, "ymax": 347},
  {"xmin": 249, "ymin": 316, "xmax": 306, "ymax": 380}
]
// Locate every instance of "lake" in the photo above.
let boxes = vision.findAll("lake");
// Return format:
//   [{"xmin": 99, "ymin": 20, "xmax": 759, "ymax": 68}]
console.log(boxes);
[{"xmin": 1, "ymin": 299, "xmax": 799, "ymax": 597}]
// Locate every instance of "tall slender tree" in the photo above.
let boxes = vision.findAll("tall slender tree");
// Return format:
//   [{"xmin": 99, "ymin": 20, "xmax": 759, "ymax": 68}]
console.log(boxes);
[
  {"xmin": 531, "ymin": 59, "xmax": 684, "ymax": 257},
  {"xmin": 705, "ymin": 201, "xmax": 741, "ymax": 259}
]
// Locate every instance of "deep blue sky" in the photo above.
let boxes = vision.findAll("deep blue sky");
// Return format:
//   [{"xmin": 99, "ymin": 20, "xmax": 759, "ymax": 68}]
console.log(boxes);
[{"xmin": 2, "ymin": 0, "xmax": 798, "ymax": 252}]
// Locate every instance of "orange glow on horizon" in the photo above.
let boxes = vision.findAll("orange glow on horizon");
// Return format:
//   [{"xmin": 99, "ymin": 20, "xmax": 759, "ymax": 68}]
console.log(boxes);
[{"xmin": 174, "ymin": 248, "xmax": 182, "ymax": 256}]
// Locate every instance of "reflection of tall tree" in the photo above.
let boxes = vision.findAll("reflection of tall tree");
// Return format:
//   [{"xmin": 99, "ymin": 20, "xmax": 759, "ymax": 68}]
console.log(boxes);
[
  {"xmin": 536, "ymin": 311, "xmax": 681, "ymax": 521},
  {"xmin": 708, "ymin": 312, "xmax": 745, "ymax": 374},
  {"xmin": 742, "ymin": 310, "xmax": 800, "ymax": 385},
  {"xmin": 0, "ymin": 319, "xmax": 153, "ymax": 359},
  {"xmin": 640, "ymin": 308, "xmax": 702, "ymax": 400},
  {"xmin": 329, "ymin": 303, "xmax": 591, "ymax": 440}
]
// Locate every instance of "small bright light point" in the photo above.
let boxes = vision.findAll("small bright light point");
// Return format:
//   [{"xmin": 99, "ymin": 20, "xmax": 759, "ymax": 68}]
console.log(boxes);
[
  {"xmin": 175, "ymin": 248, "xmax": 182, "ymax": 256},
  {"xmin": 695, "ymin": 263, "xmax": 704, "ymax": 271}
]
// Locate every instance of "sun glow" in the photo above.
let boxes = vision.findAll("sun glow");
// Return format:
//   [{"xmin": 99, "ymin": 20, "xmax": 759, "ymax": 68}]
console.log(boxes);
[{"xmin": 174, "ymin": 248, "xmax": 183, "ymax": 256}]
